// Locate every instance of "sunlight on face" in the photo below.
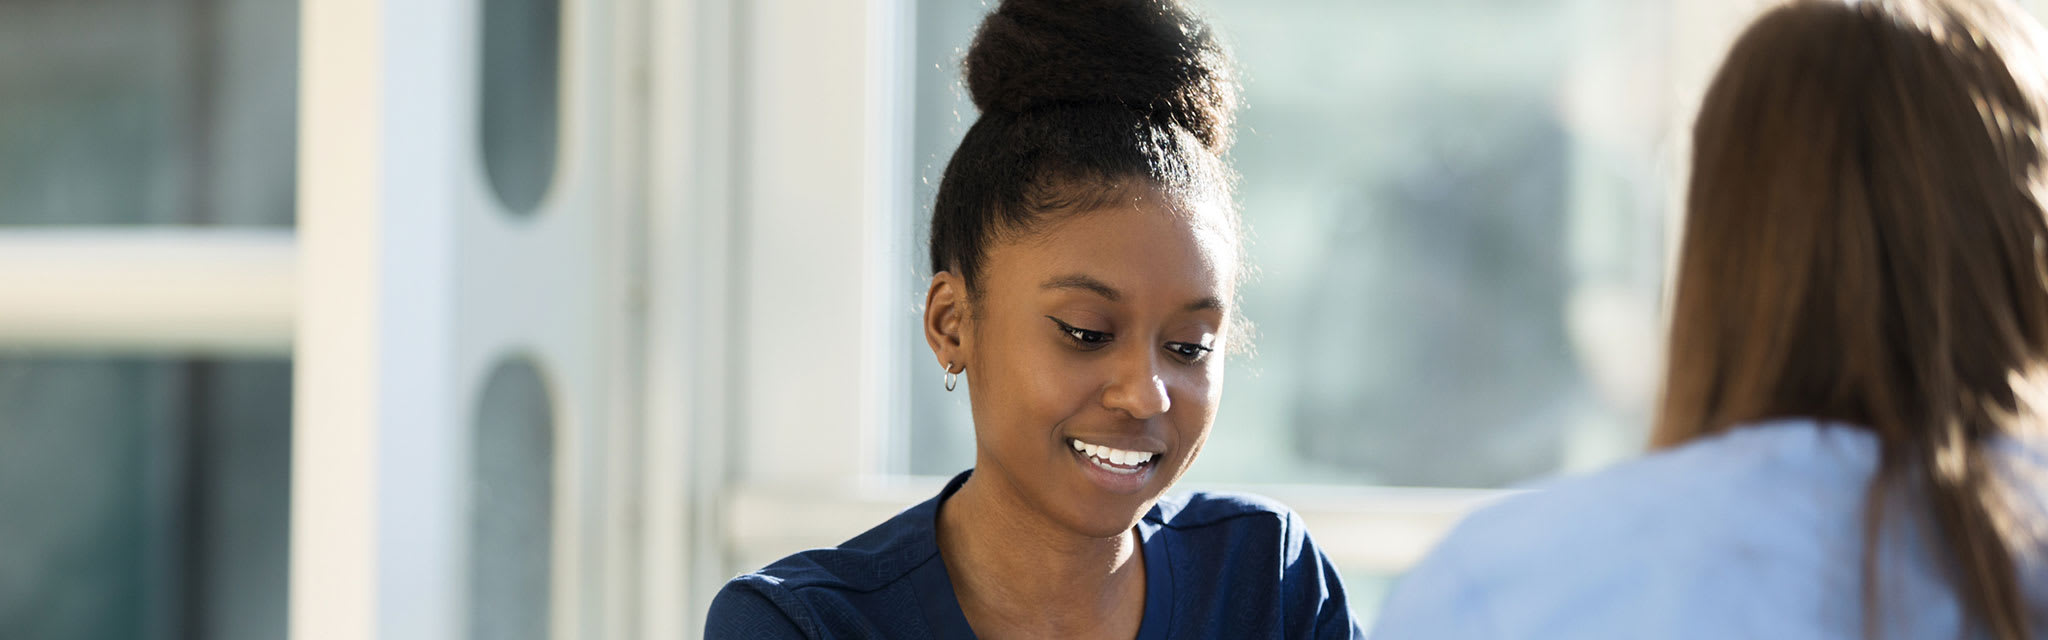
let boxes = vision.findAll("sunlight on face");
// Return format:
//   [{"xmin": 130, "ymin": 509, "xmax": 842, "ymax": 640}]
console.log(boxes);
[{"xmin": 962, "ymin": 185, "xmax": 1238, "ymax": 538}]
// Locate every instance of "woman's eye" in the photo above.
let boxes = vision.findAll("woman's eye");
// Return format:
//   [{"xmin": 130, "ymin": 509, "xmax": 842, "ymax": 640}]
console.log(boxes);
[
  {"xmin": 1069, "ymin": 328, "xmax": 1112, "ymax": 343},
  {"xmin": 1047, "ymin": 316, "xmax": 1113, "ymax": 347},
  {"xmin": 1166, "ymin": 342, "xmax": 1214, "ymax": 362}
]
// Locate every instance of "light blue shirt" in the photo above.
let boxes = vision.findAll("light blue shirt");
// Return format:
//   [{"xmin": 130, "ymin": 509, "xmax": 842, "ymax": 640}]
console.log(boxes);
[{"xmin": 1371, "ymin": 419, "xmax": 2048, "ymax": 639}]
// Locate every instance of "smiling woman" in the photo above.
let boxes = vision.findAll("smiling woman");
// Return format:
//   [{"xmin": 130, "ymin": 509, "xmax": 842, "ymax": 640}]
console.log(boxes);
[
  {"xmin": 704, "ymin": 0, "xmax": 1363, "ymax": 638},
  {"xmin": 940, "ymin": 189, "xmax": 1234, "ymax": 537}
]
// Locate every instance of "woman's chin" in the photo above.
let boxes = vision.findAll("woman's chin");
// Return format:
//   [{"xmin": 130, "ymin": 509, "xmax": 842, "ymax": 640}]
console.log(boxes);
[{"xmin": 1053, "ymin": 494, "xmax": 1159, "ymax": 539}]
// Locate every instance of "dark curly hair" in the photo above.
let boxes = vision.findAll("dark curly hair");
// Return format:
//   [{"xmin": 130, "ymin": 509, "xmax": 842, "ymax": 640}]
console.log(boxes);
[{"xmin": 929, "ymin": 0, "xmax": 1241, "ymax": 296}]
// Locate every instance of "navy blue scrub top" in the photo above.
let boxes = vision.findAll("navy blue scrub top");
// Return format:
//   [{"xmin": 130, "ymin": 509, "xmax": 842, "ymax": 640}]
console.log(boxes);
[{"xmin": 706, "ymin": 470, "xmax": 1364, "ymax": 639}]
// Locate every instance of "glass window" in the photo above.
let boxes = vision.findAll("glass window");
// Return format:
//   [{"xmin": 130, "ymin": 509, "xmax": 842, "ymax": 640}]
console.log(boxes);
[
  {"xmin": 0, "ymin": 358, "xmax": 292, "ymax": 640},
  {"xmin": 468, "ymin": 357, "xmax": 555, "ymax": 640},
  {"xmin": 902, "ymin": 0, "xmax": 1671, "ymax": 489},
  {"xmin": 0, "ymin": 0, "xmax": 297, "ymax": 227},
  {"xmin": 0, "ymin": 1, "xmax": 298, "ymax": 638},
  {"xmin": 479, "ymin": 0, "xmax": 562, "ymax": 216}
]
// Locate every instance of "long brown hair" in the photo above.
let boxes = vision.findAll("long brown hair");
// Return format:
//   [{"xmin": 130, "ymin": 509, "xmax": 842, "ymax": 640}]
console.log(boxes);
[{"xmin": 1660, "ymin": 0, "xmax": 2047, "ymax": 637}]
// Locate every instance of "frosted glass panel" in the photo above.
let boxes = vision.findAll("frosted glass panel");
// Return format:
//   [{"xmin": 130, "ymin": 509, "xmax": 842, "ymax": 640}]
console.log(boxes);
[
  {"xmin": 479, "ymin": 0, "xmax": 561, "ymax": 216},
  {"xmin": 468, "ymin": 357, "xmax": 554, "ymax": 640}
]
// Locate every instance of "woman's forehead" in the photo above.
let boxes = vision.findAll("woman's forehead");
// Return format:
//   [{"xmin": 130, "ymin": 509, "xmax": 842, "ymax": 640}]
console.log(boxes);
[{"xmin": 983, "ymin": 199, "xmax": 1237, "ymax": 305}]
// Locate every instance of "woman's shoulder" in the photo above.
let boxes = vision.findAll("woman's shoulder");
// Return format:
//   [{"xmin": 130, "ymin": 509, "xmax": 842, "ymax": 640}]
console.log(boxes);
[
  {"xmin": 1150, "ymin": 490, "xmax": 1366, "ymax": 638},
  {"xmin": 1154, "ymin": 489, "xmax": 1295, "ymax": 529},
  {"xmin": 1152, "ymin": 489, "xmax": 1325, "ymax": 557},
  {"xmin": 706, "ymin": 574, "xmax": 817, "ymax": 639},
  {"xmin": 703, "ymin": 528, "xmax": 944, "ymax": 638},
  {"xmin": 1369, "ymin": 420, "xmax": 1887, "ymax": 638},
  {"xmin": 1450, "ymin": 420, "xmax": 1880, "ymax": 546},
  {"xmin": 704, "ymin": 485, "xmax": 955, "ymax": 638}
]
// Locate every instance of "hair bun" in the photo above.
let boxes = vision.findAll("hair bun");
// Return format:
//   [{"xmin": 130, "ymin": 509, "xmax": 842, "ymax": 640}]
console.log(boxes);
[{"xmin": 964, "ymin": 0, "xmax": 1239, "ymax": 152}]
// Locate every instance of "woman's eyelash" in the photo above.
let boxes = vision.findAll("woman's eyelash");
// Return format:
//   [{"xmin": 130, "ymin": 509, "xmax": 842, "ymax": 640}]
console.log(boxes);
[
  {"xmin": 1168, "ymin": 342, "xmax": 1215, "ymax": 361},
  {"xmin": 1046, "ymin": 316, "xmax": 1113, "ymax": 345},
  {"xmin": 1047, "ymin": 316, "xmax": 1215, "ymax": 362}
]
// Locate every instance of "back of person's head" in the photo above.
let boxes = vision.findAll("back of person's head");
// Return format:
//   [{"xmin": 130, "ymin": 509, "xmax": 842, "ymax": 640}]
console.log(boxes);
[
  {"xmin": 1661, "ymin": 0, "xmax": 2048, "ymax": 636},
  {"xmin": 929, "ymin": 0, "xmax": 1240, "ymax": 298}
]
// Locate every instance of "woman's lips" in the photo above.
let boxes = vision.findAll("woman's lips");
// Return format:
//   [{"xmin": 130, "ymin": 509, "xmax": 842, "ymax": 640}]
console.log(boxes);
[
  {"xmin": 1067, "ymin": 437, "xmax": 1161, "ymax": 494},
  {"xmin": 1068, "ymin": 437, "xmax": 1159, "ymax": 470}
]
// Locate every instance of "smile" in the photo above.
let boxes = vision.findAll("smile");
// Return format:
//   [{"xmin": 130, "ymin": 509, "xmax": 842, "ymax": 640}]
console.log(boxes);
[{"xmin": 1068, "ymin": 438, "xmax": 1159, "ymax": 475}]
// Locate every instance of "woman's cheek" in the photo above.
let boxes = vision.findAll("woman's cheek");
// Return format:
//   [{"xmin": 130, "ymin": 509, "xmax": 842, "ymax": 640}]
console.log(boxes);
[
  {"xmin": 1023, "ymin": 349, "xmax": 1097, "ymax": 416},
  {"xmin": 1177, "ymin": 363, "xmax": 1223, "ymax": 412}
]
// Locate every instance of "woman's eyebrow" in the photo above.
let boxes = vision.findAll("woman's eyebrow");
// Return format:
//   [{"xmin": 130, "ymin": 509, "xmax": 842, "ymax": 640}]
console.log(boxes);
[
  {"xmin": 1042, "ymin": 274, "xmax": 1223, "ymax": 312},
  {"xmin": 1041, "ymin": 274, "xmax": 1121, "ymax": 301}
]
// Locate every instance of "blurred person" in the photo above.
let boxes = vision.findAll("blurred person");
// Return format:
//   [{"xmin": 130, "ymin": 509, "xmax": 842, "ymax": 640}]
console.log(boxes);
[
  {"xmin": 1370, "ymin": 0, "xmax": 2048, "ymax": 638},
  {"xmin": 705, "ymin": 0, "xmax": 1362, "ymax": 638}
]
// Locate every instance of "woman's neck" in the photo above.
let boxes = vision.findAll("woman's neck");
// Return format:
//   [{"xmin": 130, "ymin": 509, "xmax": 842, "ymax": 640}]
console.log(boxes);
[{"xmin": 936, "ymin": 467, "xmax": 1147, "ymax": 638}]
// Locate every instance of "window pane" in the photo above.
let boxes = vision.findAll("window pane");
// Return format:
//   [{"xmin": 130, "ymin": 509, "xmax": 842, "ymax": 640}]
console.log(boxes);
[
  {"xmin": 479, "ymin": 0, "xmax": 562, "ymax": 216},
  {"xmin": 1195, "ymin": 0, "xmax": 1669, "ymax": 488},
  {"xmin": 901, "ymin": 0, "xmax": 999, "ymax": 479},
  {"xmin": 0, "ymin": 0, "xmax": 297, "ymax": 227},
  {"xmin": 902, "ymin": 1, "xmax": 1671, "ymax": 489},
  {"xmin": 468, "ymin": 357, "xmax": 554, "ymax": 640},
  {"xmin": 0, "ymin": 1, "xmax": 299, "ymax": 638},
  {"xmin": 0, "ymin": 358, "xmax": 292, "ymax": 640}
]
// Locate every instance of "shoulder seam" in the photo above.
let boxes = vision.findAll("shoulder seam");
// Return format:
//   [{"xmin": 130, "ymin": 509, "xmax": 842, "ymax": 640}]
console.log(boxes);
[
  {"xmin": 1155, "ymin": 505, "xmax": 1287, "ymax": 530},
  {"xmin": 716, "ymin": 574, "xmax": 825, "ymax": 639},
  {"xmin": 751, "ymin": 547, "xmax": 943, "ymax": 596}
]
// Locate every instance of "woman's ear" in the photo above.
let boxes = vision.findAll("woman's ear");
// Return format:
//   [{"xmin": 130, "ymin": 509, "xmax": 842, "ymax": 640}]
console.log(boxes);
[{"xmin": 924, "ymin": 271, "xmax": 969, "ymax": 375}]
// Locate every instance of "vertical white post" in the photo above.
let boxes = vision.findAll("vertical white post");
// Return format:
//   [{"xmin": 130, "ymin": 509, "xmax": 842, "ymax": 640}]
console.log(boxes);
[
  {"xmin": 863, "ymin": 0, "xmax": 915, "ymax": 479},
  {"xmin": 292, "ymin": 0, "xmax": 468, "ymax": 637},
  {"xmin": 644, "ymin": 0, "xmax": 738, "ymax": 636},
  {"xmin": 290, "ymin": 1, "xmax": 382, "ymax": 635}
]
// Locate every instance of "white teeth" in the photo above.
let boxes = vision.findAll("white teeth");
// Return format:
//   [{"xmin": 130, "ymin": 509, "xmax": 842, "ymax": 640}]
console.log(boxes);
[{"xmin": 1070, "ymin": 439, "xmax": 1157, "ymax": 467}]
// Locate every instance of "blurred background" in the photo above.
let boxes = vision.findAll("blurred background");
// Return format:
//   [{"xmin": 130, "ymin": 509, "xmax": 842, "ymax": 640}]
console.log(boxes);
[{"xmin": 5, "ymin": 0, "xmax": 2034, "ymax": 638}]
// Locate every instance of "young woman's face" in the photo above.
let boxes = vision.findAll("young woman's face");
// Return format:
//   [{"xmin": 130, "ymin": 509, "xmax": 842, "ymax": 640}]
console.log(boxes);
[{"xmin": 946, "ymin": 188, "xmax": 1236, "ymax": 538}]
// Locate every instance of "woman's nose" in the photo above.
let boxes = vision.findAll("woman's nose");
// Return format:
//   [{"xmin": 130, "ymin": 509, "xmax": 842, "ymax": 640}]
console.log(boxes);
[{"xmin": 1101, "ymin": 349, "xmax": 1170, "ymax": 420}]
